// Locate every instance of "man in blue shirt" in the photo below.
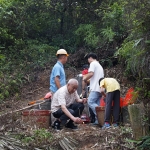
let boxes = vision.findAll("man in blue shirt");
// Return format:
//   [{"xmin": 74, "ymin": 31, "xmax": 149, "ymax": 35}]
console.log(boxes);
[{"xmin": 50, "ymin": 49, "xmax": 69, "ymax": 94}]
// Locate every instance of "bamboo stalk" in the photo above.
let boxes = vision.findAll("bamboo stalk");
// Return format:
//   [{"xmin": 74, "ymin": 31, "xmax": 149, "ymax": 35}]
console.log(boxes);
[
  {"xmin": 63, "ymin": 137, "xmax": 75, "ymax": 150},
  {"xmin": 59, "ymin": 137, "xmax": 78, "ymax": 150},
  {"xmin": 60, "ymin": 139, "xmax": 69, "ymax": 150},
  {"xmin": 68, "ymin": 137, "xmax": 78, "ymax": 145},
  {"xmin": 59, "ymin": 141, "xmax": 67, "ymax": 150}
]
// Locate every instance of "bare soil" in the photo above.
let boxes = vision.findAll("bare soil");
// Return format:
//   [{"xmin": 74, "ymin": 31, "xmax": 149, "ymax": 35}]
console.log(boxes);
[{"xmin": 0, "ymin": 63, "xmax": 136, "ymax": 150}]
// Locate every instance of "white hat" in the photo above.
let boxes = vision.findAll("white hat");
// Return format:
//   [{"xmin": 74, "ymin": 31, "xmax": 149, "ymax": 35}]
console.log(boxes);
[{"xmin": 56, "ymin": 49, "xmax": 69, "ymax": 56}]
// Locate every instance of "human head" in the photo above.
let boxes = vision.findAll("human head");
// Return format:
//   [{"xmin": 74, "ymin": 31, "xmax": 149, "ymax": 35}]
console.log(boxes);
[
  {"xmin": 67, "ymin": 78, "xmax": 78, "ymax": 94},
  {"xmin": 82, "ymin": 64, "xmax": 89, "ymax": 70},
  {"xmin": 56, "ymin": 49, "xmax": 69, "ymax": 64},
  {"xmin": 87, "ymin": 53, "xmax": 97, "ymax": 63}
]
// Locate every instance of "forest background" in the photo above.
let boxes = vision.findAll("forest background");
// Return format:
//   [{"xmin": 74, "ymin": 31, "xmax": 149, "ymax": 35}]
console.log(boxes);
[{"xmin": 0, "ymin": 0, "xmax": 150, "ymax": 101}]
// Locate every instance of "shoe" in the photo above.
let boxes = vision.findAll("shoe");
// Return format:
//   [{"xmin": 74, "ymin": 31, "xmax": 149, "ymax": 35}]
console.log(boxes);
[
  {"xmin": 112, "ymin": 123, "xmax": 119, "ymax": 128},
  {"xmin": 65, "ymin": 122, "xmax": 78, "ymax": 129},
  {"xmin": 52, "ymin": 120, "xmax": 62, "ymax": 130},
  {"xmin": 102, "ymin": 123, "xmax": 111, "ymax": 129}
]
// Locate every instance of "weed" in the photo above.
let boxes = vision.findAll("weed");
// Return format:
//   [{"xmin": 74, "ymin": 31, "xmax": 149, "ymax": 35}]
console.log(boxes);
[{"xmin": 17, "ymin": 128, "xmax": 53, "ymax": 147}]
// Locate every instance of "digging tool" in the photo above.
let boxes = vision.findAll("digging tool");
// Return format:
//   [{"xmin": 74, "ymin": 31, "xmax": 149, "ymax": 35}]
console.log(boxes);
[
  {"xmin": 28, "ymin": 92, "xmax": 52, "ymax": 105},
  {"xmin": 28, "ymin": 98, "xmax": 45, "ymax": 105}
]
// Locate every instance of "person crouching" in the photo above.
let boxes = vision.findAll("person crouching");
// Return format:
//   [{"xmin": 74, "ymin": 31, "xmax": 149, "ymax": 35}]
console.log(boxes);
[
  {"xmin": 51, "ymin": 78, "xmax": 87, "ymax": 130},
  {"xmin": 99, "ymin": 78, "xmax": 120, "ymax": 129}
]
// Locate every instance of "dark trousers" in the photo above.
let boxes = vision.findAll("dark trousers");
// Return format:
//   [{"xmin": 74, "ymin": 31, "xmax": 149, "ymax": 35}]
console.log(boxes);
[
  {"xmin": 105, "ymin": 90, "xmax": 120, "ymax": 123},
  {"xmin": 53, "ymin": 103, "xmax": 84, "ymax": 125},
  {"xmin": 89, "ymin": 107, "xmax": 95, "ymax": 123}
]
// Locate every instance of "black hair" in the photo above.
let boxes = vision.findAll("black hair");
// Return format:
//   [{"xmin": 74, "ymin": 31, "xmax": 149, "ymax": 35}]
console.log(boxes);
[
  {"xmin": 99, "ymin": 77, "xmax": 104, "ymax": 85},
  {"xmin": 57, "ymin": 54, "xmax": 66, "ymax": 59},
  {"xmin": 82, "ymin": 64, "xmax": 89, "ymax": 69},
  {"xmin": 87, "ymin": 53, "xmax": 97, "ymax": 60}
]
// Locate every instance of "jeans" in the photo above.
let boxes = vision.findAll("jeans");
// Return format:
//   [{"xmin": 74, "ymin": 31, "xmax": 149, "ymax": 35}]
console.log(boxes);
[
  {"xmin": 88, "ymin": 91, "xmax": 101, "ymax": 121},
  {"xmin": 53, "ymin": 103, "xmax": 84, "ymax": 125},
  {"xmin": 105, "ymin": 90, "xmax": 120, "ymax": 123}
]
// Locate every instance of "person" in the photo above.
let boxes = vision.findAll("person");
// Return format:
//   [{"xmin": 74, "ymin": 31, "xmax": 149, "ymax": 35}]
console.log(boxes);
[
  {"xmin": 49, "ymin": 49, "xmax": 69, "ymax": 96},
  {"xmin": 82, "ymin": 64, "xmax": 89, "ymax": 76},
  {"xmin": 99, "ymin": 77, "xmax": 120, "ymax": 129},
  {"xmin": 82, "ymin": 53, "xmax": 104, "ymax": 125},
  {"xmin": 51, "ymin": 78, "xmax": 87, "ymax": 130}
]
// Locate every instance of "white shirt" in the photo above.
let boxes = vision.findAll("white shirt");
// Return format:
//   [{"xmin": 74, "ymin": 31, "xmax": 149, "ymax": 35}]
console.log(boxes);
[
  {"xmin": 88, "ymin": 61, "xmax": 104, "ymax": 92},
  {"xmin": 51, "ymin": 85, "xmax": 79, "ymax": 113}
]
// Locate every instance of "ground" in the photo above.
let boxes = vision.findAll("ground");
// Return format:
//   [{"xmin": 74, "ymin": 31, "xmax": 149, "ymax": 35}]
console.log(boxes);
[{"xmin": 0, "ymin": 63, "xmax": 137, "ymax": 150}]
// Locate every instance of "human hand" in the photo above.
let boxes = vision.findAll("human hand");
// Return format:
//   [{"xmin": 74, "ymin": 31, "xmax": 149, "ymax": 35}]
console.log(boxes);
[
  {"xmin": 82, "ymin": 77, "xmax": 87, "ymax": 83},
  {"xmin": 102, "ymin": 95, "xmax": 106, "ymax": 99},
  {"xmin": 82, "ymin": 98, "xmax": 87, "ymax": 104},
  {"xmin": 73, "ymin": 117, "xmax": 83, "ymax": 124}
]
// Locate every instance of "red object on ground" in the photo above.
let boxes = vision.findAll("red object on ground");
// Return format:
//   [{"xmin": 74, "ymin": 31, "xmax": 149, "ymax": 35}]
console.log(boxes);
[
  {"xmin": 99, "ymin": 87, "xmax": 135, "ymax": 107},
  {"xmin": 122, "ymin": 87, "xmax": 134, "ymax": 107},
  {"xmin": 82, "ymin": 69, "xmax": 88, "ymax": 75},
  {"xmin": 80, "ymin": 114, "xmax": 90, "ymax": 123},
  {"xmin": 120, "ymin": 97, "xmax": 124, "ymax": 107},
  {"xmin": 100, "ymin": 98, "xmax": 114, "ymax": 107},
  {"xmin": 100, "ymin": 97, "xmax": 124, "ymax": 107},
  {"xmin": 100, "ymin": 98, "xmax": 105, "ymax": 107}
]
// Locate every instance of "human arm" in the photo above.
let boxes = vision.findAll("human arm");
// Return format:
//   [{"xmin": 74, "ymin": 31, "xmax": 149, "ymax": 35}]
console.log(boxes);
[
  {"xmin": 83, "ymin": 62, "xmax": 94, "ymax": 82},
  {"xmin": 54, "ymin": 76, "xmax": 61, "ymax": 89},
  {"xmin": 75, "ymin": 91, "xmax": 87, "ymax": 103},
  {"xmin": 76, "ymin": 98, "xmax": 87, "ymax": 104},
  {"xmin": 99, "ymin": 79, "xmax": 106, "ymax": 98},
  {"xmin": 100, "ymin": 86, "xmax": 106, "ymax": 98},
  {"xmin": 82, "ymin": 72, "xmax": 94, "ymax": 82},
  {"xmin": 61, "ymin": 104, "xmax": 83, "ymax": 124}
]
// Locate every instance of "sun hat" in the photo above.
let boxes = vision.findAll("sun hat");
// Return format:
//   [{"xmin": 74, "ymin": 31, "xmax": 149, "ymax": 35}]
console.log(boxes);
[{"xmin": 56, "ymin": 49, "xmax": 69, "ymax": 56}]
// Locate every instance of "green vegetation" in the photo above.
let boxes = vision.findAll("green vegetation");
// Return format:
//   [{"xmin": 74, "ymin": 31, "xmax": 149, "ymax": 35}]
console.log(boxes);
[
  {"xmin": 126, "ymin": 135, "xmax": 150, "ymax": 150},
  {"xmin": 137, "ymin": 136, "xmax": 150, "ymax": 150},
  {"xmin": 0, "ymin": 0, "xmax": 150, "ymax": 102},
  {"xmin": 16, "ymin": 128, "xmax": 53, "ymax": 147}
]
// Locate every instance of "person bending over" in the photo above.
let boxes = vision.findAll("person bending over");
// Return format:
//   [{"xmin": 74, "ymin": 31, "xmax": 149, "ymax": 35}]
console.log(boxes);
[
  {"xmin": 99, "ymin": 78, "xmax": 120, "ymax": 129},
  {"xmin": 51, "ymin": 79, "xmax": 87, "ymax": 130}
]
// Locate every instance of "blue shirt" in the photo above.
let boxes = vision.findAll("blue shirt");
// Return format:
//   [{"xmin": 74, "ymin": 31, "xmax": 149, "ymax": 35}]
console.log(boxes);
[{"xmin": 50, "ymin": 61, "xmax": 66, "ymax": 93}]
